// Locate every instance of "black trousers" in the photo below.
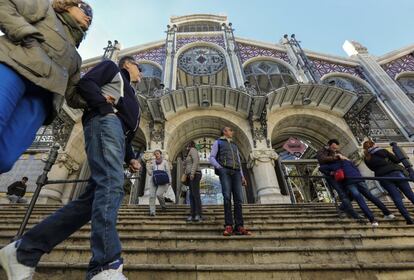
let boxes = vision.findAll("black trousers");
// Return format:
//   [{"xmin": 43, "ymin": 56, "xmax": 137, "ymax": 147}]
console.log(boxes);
[{"xmin": 189, "ymin": 172, "xmax": 202, "ymax": 217}]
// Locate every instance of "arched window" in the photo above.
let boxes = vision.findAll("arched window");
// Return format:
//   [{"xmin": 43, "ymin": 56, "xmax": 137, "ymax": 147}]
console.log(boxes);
[
  {"xmin": 243, "ymin": 60, "xmax": 296, "ymax": 95},
  {"xmin": 322, "ymin": 75, "xmax": 405, "ymax": 142},
  {"xmin": 396, "ymin": 75, "xmax": 414, "ymax": 101},
  {"xmin": 322, "ymin": 76, "xmax": 370, "ymax": 95},
  {"xmin": 176, "ymin": 46, "xmax": 229, "ymax": 87},
  {"xmin": 135, "ymin": 63, "xmax": 162, "ymax": 96}
]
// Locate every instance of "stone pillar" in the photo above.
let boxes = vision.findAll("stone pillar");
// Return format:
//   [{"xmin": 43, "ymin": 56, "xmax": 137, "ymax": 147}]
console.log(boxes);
[
  {"xmin": 37, "ymin": 153, "xmax": 80, "ymax": 204},
  {"xmin": 223, "ymin": 23, "xmax": 245, "ymax": 88},
  {"xmin": 162, "ymin": 25, "xmax": 177, "ymax": 90},
  {"xmin": 38, "ymin": 116, "xmax": 85, "ymax": 204},
  {"xmin": 343, "ymin": 40, "xmax": 414, "ymax": 138},
  {"xmin": 249, "ymin": 149, "xmax": 290, "ymax": 204}
]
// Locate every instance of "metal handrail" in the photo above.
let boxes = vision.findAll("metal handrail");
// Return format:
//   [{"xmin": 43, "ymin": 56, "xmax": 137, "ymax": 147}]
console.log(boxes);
[{"xmin": 12, "ymin": 144, "xmax": 141, "ymax": 241}]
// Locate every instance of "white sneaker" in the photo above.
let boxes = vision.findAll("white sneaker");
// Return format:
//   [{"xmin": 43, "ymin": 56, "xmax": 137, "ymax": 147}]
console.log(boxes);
[
  {"xmin": 371, "ymin": 221, "xmax": 379, "ymax": 227},
  {"xmin": 384, "ymin": 214, "xmax": 396, "ymax": 220},
  {"xmin": 0, "ymin": 241, "xmax": 35, "ymax": 280},
  {"xmin": 91, "ymin": 259, "xmax": 127, "ymax": 280}
]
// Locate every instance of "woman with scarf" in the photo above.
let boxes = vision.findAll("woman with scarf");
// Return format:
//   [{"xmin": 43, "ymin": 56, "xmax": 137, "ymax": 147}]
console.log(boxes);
[
  {"xmin": 0, "ymin": 0, "xmax": 93, "ymax": 173},
  {"xmin": 363, "ymin": 140, "xmax": 414, "ymax": 224},
  {"xmin": 148, "ymin": 150, "xmax": 171, "ymax": 216}
]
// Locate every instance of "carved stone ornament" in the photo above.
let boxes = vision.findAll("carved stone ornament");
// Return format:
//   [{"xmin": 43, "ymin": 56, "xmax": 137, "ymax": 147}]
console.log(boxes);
[
  {"xmin": 248, "ymin": 149, "xmax": 278, "ymax": 168},
  {"xmin": 56, "ymin": 153, "xmax": 80, "ymax": 175}
]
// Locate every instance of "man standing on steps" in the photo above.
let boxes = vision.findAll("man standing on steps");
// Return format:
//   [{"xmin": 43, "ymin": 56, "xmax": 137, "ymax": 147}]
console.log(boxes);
[
  {"xmin": 0, "ymin": 56, "xmax": 142, "ymax": 280},
  {"xmin": 210, "ymin": 127, "xmax": 252, "ymax": 236}
]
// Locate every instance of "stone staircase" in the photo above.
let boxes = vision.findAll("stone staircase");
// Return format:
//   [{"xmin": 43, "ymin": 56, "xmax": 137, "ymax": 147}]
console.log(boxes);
[{"xmin": 1, "ymin": 203, "xmax": 414, "ymax": 280}]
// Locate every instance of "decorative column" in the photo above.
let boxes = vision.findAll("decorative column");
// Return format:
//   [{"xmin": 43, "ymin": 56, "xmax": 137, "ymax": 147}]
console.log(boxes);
[
  {"xmin": 280, "ymin": 35, "xmax": 315, "ymax": 83},
  {"xmin": 38, "ymin": 108, "xmax": 84, "ymax": 204},
  {"xmin": 343, "ymin": 40, "xmax": 414, "ymax": 138},
  {"xmin": 248, "ymin": 149, "xmax": 290, "ymax": 204},
  {"xmin": 162, "ymin": 25, "xmax": 177, "ymax": 90},
  {"xmin": 222, "ymin": 23, "xmax": 245, "ymax": 88},
  {"xmin": 37, "ymin": 152, "xmax": 80, "ymax": 204}
]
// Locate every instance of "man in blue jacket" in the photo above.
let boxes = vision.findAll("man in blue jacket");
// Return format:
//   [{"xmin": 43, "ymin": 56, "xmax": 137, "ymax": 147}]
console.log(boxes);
[{"xmin": 0, "ymin": 56, "xmax": 142, "ymax": 280}]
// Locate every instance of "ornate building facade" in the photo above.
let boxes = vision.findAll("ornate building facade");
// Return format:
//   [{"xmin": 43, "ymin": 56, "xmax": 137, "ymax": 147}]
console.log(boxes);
[{"xmin": 3, "ymin": 14, "xmax": 414, "ymax": 205}]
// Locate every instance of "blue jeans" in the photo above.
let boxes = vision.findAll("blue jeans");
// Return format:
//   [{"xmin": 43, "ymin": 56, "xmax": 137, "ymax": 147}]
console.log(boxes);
[
  {"xmin": 354, "ymin": 181, "xmax": 391, "ymax": 216},
  {"xmin": 379, "ymin": 171, "xmax": 414, "ymax": 223},
  {"xmin": 347, "ymin": 182, "xmax": 376, "ymax": 222},
  {"xmin": 0, "ymin": 63, "xmax": 51, "ymax": 173},
  {"xmin": 16, "ymin": 114, "xmax": 126, "ymax": 279},
  {"xmin": 217, "ymin": 168, "xmax": 244, "ymax": 227},
  {"xmin": 324, "ymin": 175, "xmax": 360, "ymax": 219}
]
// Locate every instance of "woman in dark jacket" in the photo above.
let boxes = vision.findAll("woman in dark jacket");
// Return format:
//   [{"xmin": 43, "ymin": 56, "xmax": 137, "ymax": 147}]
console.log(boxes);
[
  {"xmin": 363, "ymin": 140, "xmax": 414, "ymax": 224},
  {"xmin": 0, "ymin": 0, "xmax": 92, "ymax": 173}
]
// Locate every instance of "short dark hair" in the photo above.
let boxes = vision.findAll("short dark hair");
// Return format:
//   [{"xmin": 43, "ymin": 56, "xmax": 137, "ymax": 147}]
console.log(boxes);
[
  {"xmin": 187, "ymin": 141, "xmax": 196, "ymax": 148},
  {"xmin": 154, "ymin": 149, "xmax": 162, "ymax": 155},
  {"xmin": 221, "ymin": 127, "xmax": 231, "ymax": 136},
  {"xmin": 118, "ymin": 56, "xmax": 141, "ymax": 70},
  {"xmin": 327, "ymin": 139, "xmax": 340, "ymax": 146},
  {"xmin": 22, "ymin": 177, "xmax": 28, "ymax": 181}
]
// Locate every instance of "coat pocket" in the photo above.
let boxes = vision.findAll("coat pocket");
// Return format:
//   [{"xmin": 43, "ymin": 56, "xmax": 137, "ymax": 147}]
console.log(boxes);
[{"xmin": 9, "ymin": 45, "xmax": 52, "ymax": 77}]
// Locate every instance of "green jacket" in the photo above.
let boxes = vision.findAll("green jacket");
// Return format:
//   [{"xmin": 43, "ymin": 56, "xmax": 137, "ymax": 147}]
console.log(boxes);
[{"xmin": 0, "ymin": 0, "xmax": 86, "ymax": 124}]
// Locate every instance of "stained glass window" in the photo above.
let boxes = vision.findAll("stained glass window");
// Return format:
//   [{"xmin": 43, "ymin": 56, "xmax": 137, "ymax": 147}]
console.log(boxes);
[{"xmin": 178, "ymin": 46, "xmax": 226, "ymax": 76}]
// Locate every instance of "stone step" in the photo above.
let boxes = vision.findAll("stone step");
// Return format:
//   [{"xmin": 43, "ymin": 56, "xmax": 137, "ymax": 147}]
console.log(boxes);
[
  {"xmin": 1, "ymin": 262, "xmax": 413, "ymax": 280},
  {"xmin": 2, "ymin": 233, "xmax": 414, "ymax": 248},
  {"xmin": 23, "ymin": 244, "xmax": 414, "ymax": 265},
  {"xmin": 1, "ymin": 224, "xmax": 413, "ymax": 237},
  {"xmin": 2, "ymin": 217, "xmax": 409, "ymax": 229}
]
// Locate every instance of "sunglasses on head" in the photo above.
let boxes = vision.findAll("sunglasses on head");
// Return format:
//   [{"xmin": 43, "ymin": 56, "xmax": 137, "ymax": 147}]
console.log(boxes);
[{"xmin": 78, "ymin": 2, "xmax": 93, "ymax": 20}]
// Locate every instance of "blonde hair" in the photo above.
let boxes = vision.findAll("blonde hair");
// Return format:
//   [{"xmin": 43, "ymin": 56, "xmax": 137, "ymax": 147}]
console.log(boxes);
[
  {"xmin": 362, "ymin": 139, "xmax": 375, "ymax": 160},
  {"xmin": 52, "ymin": 0, "xmax": 81, "ymax": 13}
]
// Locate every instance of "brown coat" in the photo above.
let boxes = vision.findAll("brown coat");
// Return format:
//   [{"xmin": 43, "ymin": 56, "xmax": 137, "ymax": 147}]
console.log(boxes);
[{"xmin": 0, "ymin": 0, "xmax": 85, "ymax": 124}]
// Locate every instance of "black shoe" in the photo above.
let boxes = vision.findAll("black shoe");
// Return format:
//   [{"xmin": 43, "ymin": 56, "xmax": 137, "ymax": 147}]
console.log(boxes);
[
  {"xmin": 193, "ymin": 215, "xmax": 202, "ymax": 222},
  {"xmin": 407, "ymin": 220, "xmax": 414, "ymax": 225},
  {"xmin": 161, "ymin": 205, "xmax": 167, "ymax": 212},
  {"xmin": 186, "ymin": 216, "xmax": 194, "ymax": 222}
]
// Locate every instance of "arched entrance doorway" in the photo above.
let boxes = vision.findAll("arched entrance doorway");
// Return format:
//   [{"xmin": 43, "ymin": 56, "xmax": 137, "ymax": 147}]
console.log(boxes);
[
  {"xmin": 269, "ymin": 109, "xmax": 360, "ymax": 204},
  {"xmin": 165, "ymin": 111, "xmax": 255, "ymax": 205}
]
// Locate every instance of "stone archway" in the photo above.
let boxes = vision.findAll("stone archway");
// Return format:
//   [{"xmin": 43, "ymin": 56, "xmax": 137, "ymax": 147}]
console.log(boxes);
[
  {"xmin": 268, "ymin": 108, "xmax": 360, "ymax": 203},
  {"xmin": 162, "ymin": 109, "xmax": 255, "ymax": 204},
  {"xmin": 269, "ymin": 108, "xmax": 359, "ymax": 155}
]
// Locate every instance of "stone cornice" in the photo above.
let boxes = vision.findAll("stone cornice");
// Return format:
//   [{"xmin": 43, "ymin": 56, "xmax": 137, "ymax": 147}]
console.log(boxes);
[
  {"xmin": 235, "ymin": 37, "xmax": 360, "ymax": 66},
  {"xmin": 377, "ymin": 44, "xmax": 414, "ymax": 65},
  {"xmin": 170, "ymin": 14, "xmax": 228, "ymax": 25},
  {"xmin": 81, "ymin": 40, "xmax": 165, "ymax": 67}
]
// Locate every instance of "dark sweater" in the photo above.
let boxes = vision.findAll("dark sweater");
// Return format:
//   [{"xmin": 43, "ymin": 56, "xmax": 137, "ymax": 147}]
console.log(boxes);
[
  {"xmin": 364, "ymin": 148, "xmax": 405, "ymax": 177},
  {"xmin": 7, "ymin": 181, "xmax": 26, "ymax": 197},
  {"xmin": 78, "ymin": 60, "xmax": 141, "ymax": 162}
]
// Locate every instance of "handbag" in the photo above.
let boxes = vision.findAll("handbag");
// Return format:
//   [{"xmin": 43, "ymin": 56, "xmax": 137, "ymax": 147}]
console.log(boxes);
[
  {"xmin": 181, "ymin": 174, "xmax": 189, "ymax": 185},
  {"xmin": 152, "ymin": 163, "xmax": 170, "ymax": 186}
]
